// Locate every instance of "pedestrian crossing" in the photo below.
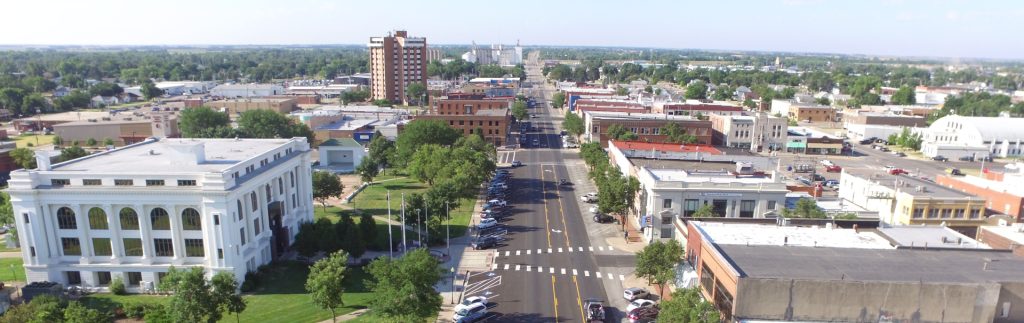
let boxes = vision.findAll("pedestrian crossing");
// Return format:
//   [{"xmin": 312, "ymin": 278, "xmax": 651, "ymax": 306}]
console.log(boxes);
[
  {"xmin": 490, "ymin": 262, "xmax": 628, "ymax": 281},
  {"xmin": 494, "ymin": 245, "xmax": 616, "ymax": 258}
]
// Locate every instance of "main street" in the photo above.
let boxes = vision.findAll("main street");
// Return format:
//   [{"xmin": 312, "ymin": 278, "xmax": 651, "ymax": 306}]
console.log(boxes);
[{"xmin": 465, "ymin": 52, "xmax": 635, "ymax": 322}]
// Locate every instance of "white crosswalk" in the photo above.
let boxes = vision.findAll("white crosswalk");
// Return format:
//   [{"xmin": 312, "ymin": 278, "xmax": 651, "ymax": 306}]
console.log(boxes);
[
  {"xmin": 493, "ymin": 245, "xmax": 616, "ymax": 258},
  {"xmin": 492, "ymin": 263, "xmax": 627, "ymax": 281}
]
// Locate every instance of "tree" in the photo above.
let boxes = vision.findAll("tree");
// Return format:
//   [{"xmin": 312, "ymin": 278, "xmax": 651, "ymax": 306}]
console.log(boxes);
[
  {"xmin": 685, "ymin": 80, "xmax": 708, "ymax": 99},
  {"xmin": 405, "ymin": 82, "xmax": 427, "ymax": 105},
  {"xmin": 140, "ymin": 79, "xmax": 165, "ymax": 100},
  {"xmin": 22, "ymin": 93, "xmax": 49, "ymax": 114},
  {"xmin": 89, "ymin": 82, "xmax": 123, "ymax": 97},
  {"xmin": 815, "ymin": 97, "xmax": 831, "ymax": 106},
  {"xmin": 511, "ymin": 100, "xmax": 528, "ymax": 121},
  {"xmin": 60, "ymin": 146, "xmax": 89, "ymax": 162},
  {"xmin": 372, "ymin": 99, "xmax": 393, "ymax": 107},
  {"xmin": 782, "ymin": 198, "xmax": 827, "ymax": 219},
  {"xmin": 366, "ymin": 248, "xmax": 442, "ymax": 320},
  {"xmin": 606, "ymin": 124, "xmax": 628, "ymax": 141},
  {"xmin": 393, "ymin": 119, "xmax": 461, "ymax": 167},
  {"xmin": 551, "ymin": 92, "xmax": 566, "ymax": 109},
  {"xmin": 10, "ymin": 147, "xmax": 36, "ymax": 169},
  {"xmin": 312, "ymin": 171, "xmax": 344, "ymax": 211},
  {"xmin": 890, "ymin": 85, "xmax": 916, "ymax": 105},
  {"xmin": 615, "ymin": 86, "xmax": 629, "ymax": 96},
  {"xmin": 562, "ymin": 111, "xmax": 585, "ymax": 137},
  {"xmin": 341, "ymin": 89, "xmax": 370, "ymax": 104},
  {"xmin": 358, "ymin": 213, "xmax": 378, "ymax": 250},
  {"xmin": 356, "ymin": 157, "xmax": 378, "ymax": 183},
  {"xmin": 0, "ymin": 88, "xmax": 26, "ymax": 115},
  {"xmin": 743, "ymin": 98, "xmax": 756, "ymax": 109},
  {"xmin": 212, "ymin": 272, "xmax": 247, "ymax": 323},
  {"xmin": 660, "ymin": 123, "xmax": 698, "ymax": 144},
  {"xmin": 237, "ymin": 109, "xmax": 314, "ymax": 143},
  {"xmin": 86, "ymin": 138, "xmax": 98, "ymax": 147},
  {"xmin": 657, "ymin": 287, "xmax": 720, "ymax": 323},
  {"xmin": 635, "ymin": 240, "xmax": 684, "ymax": 296},
  {"xmin": 159, "ymin": 267, "xmax": 224, "ymax": 323},
  {"xmin": 103, "ymin": 138, "xmax": 114, "ymax": 146},
  {"xmin": 407, "ymin": 144, "xmax": 450, "ymax": 186},
  {"xmin": 179, "ymin": 107, "xmax": 231, "ymax": 138},
  {"xmin": 306, "ymin": 250, "xmax": 349, "ymax": 322},
  {"xmin": 692, "ymin": 204, "xmax": 716, "ymax": 218},
  {"xmin": 52, "ymin": 135, "xmax": 64, "ymax": 147},
  {"xmin": 63, "ymin": 301, "xmax": 108, "ymax": 323},
  {"xmin": 711, "ymin": 85, "xmax": 733, "ymax": 101},
  {"xmin": 110, "ymin": 276, "xmax": 126, "ymax": 295},
  {"xmin": 339, "ymin": 214, "xmax": 365, "ymax": 257}
]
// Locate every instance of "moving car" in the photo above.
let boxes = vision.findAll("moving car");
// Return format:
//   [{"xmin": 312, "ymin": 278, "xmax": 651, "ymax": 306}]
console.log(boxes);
[
  {"xmin": 950, "ymin": 168, "xmax": 964, "ymax": 176},
  {"xmin": 511, "ymin": 160, "xmax": 522, "ymax": 167},
  {"xmin": 893, "ymin": 151, "xmax": 907, "ymax": 157},
  {"xmin": 477, "ymin": 218, "xmax": 498, "ymax": 230},
  {"xmin": 471, "ymin": 237, "xmax": 498, "ymax": 250},
  {"xmin": 623, "ymin": 287, "xmax": 650, "ymax": 301},
  {"xmin": 932, "ymin": 155, "xmax": 949, "ymax": 162},
  {"xmin": 559, "ymin": 179, "xmax": 571, "ymax": 186},
  {"xmin": 825, "ymin": 165, "xmax": 842, "ymax": 172},
  {"xmin": 581, "ymin": 192, "xmax": 598, "ymax": 203},
  {"xmin": 584, "ymin": 299, "xmax": 605, "ymax": 322},
  {"xmin": 452, "ymin": 302, "xmax": 487, "ymax": 322},
  {"xmin": 626, "ymin": 299, "xmax": 657, "ymax": 313}
]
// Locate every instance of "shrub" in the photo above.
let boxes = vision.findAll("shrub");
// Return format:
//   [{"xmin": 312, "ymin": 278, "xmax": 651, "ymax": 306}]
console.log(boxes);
[
  {"xmin": 110, "ymin": 277, "xmax": 126, "ymax": 295},
  {"xmin": 123, "ymin": 302, "xmax": 148, "ymax": 319},
  {"xmin": 241, "ymin": 271, "xmax": 260, "ymax": 292},
  {"xmin": 143, "ymin": 303, "xmax": 173, "ymax": 323}
]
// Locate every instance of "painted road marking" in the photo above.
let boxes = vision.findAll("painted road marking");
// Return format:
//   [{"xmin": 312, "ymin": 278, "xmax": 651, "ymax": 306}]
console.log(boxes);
[
  {"xmin": 526, "ymin": 250, "xmax": 531, "ymax": 255},
  {"xmin": 589, "ymin": 247, "xmax": 594, "ymax": 252},
  {"xmin": 491, "ymin": 263, "xmax": 497, "ymax": 270},
  {"xmin": 504, "ymin": 264, "xmax": 510, "ymax": 270},
  {"xmin": 578, "ymin": 247, "xmax": 583, "ymax": 252},
  {"xmin": 526, "ymin": 266, "xmax": 531, "ymax": 272},
  {"xmin": 572, "ymin": 269, "xmax": 578, "ymax": 276},
  {"xmin": 550, "ymin": 267, "xmax": 555, "ymax": 274},
  {"xmin": 607, "ymin": 274, "xmax": 614, "ymax": 281},
  {"xmin": 514, "ymin": 265, "xmax": 520, "ymax": 271},
  {"xmin": 561, "ymin": 268, "xmax": 566, "ymax": 275},
  {"xmin": 505, "ymin": 251, "xmax": 510, "ymax": 257},
  {"xmin": 558, "ymin": 247, "xmax": 563, "ymax": 253},
  {"xmin": 516, "ymin": 250, "xmax": 520, "ymax": 256},
  {"xmin": 596, "ymin": 272, "xmax": 602, "ymax": 278},
  {"xmin": 584, "ymin": 271, "xmax": 590, "ymax": 277},
  {"xmin": 608, "ymin": 246, "xmax": 614, "ymax": 251},
  {"xmin": 619, "ymin": 275, "xmax": 625, "ymax": 281},
  {"xmin": 537, "ymin": 249, "xmax": 542, "ymax": 254},
  {"xmin": 548, "ymin": 248, "xmax": 553, "ymax": 253}
]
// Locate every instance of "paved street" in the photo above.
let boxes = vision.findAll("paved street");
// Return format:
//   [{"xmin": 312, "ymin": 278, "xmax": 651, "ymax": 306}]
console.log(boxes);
[{"xmin": 459, "ymin": 52, "xmax": 637, "ymax": 322}]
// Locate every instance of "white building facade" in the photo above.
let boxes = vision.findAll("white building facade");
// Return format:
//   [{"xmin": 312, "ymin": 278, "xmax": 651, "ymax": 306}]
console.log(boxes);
[
  {"xmin": 8, "ymin": 138, "xmax": 314, "ymax": 290},
  {"xmin": 210, "ymin": 84, "xmax": 286, "ymax": 98},
  {"xmin": 921, "ymin": 115, "xmax": 1024, "ymax": 159}
]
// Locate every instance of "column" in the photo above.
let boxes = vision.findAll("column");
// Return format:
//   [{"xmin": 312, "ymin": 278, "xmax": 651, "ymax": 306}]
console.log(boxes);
[
  {"xmin": 167, "ymin": 204, "xmax": 184, "ymax": 263},
  {"xmin": 136, "ymin": 204, "xmax": 154, "ymax": 264},
  {"xmin": 74, "ymin": 205, "xmax": 93, "ymax": 263},
  {"xmin": 104, "ymin": 204, "xmax": 123, "ymax": 264}
]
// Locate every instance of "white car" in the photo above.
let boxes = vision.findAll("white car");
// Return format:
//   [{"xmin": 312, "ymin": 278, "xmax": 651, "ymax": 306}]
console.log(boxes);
[
  {"xmin": 580, "ymin": 192, "xmax": 598, "ymax": 203},
  {"xmin": 820, "ymin": 160, "xmax": 834, "ymax": 167},
  {"xmin": 626, "ymin": 299, "xmax": 657, "ymax": 313},
  {"xmin": 454, "ymin": 296, "xmax": 488, "ymax": 313},
  {"xmin": 477, "ymin": 218, "xmax": 498, "ymax": 230},
  {"xmin": 589, "ymin": 206, "xmax": 599, "ymax": 214},
  {"xmin": 487, "ymin": 199, "xmax": 507, "ymax": 207},
  {"xmin": 452, "ymin": 302, "xmax": 487, "ymax": 322}
]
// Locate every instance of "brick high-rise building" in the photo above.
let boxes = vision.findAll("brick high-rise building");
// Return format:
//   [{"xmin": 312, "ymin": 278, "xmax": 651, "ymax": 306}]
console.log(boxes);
[{"xmin": 368, "ymin": 30, "xmax": 428, "ymax": 104}]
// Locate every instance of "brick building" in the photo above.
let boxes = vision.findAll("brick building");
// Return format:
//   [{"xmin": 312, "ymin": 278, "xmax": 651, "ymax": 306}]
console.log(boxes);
[
  {"xmin": 977, "ymin": 224, "xmax": 1024, "ymax": 256},
  {"xmin": 573, "ymin": 99, "xmax": 649, "ymax": 117},
  {"xmin": 936, "ymin": 173, "xmax": 1024, "ymax": 220},
  {"xmin": 652, "ymin": 100, "xmax": 745, "ymax": 117},
  {"xmin": 368, "ymin": 30, "xmax": 428, "ymax": 104},
  {"xmin": 415, "ymin": 95, "xmax": 512, "ymax": 146},
  {"xmin": 583, "ymin": 111, "xmax": 712, "ymax": 147},
  {"xmin": 788, "ymin": 104, "xmax": 836, "ymax": 123},
  {"xmin": 206, "ymin": 98, "xmax": 298, "ymax": 117}
]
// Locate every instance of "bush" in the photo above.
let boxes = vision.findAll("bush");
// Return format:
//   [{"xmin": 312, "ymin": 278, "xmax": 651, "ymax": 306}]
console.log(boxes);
[
  {"xmin": 110, "ymin": 277, "xmax": 126, "ymax": 295},
  {"xmin": 143, "ymin": 303, "xmax": 173, "ymax": 323},
  {"xmin": 122, "ymin": 302, "xmax": 148, "ymax": 319},
  {"xmin": 241, "ymin": 271, "xmax": 261, "ymax": 292}
]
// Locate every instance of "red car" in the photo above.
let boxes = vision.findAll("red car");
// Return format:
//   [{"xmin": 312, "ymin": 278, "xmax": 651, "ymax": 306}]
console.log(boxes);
[
  {"xmin": 825, "ymin": 165, "xmax": 842, "ymax": 172},
  {"xmin": 888, "ymin": 168, "xmax": 907, "ymax": 175}
]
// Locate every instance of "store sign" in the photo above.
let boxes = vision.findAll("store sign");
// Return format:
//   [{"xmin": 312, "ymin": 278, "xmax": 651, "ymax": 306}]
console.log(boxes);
[{"xmin": 701, "ymin": 192, "xmax": 743, "ymax": 197}]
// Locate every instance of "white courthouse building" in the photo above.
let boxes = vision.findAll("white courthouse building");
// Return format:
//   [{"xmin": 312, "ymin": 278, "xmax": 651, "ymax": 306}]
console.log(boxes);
[{"xmin": 7, "ymin": 137, "xmax": 314, "ymax": 290}]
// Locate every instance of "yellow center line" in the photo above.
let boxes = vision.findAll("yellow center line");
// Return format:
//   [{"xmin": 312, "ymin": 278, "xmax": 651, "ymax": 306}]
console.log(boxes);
[
  {"xmin": 573, "ymin": 275, "xmax": 585, "ymax": 323},
  {"xmin": 539, "ymin": 162, "xmax": 552, "ymax": 247},
  {"xmin": 551, "ymin": 275, "xmax": 559, "ymax": 323},
  {"xmin": 553, "ymin": 165, "xmax": 585, "ymax": 322}
]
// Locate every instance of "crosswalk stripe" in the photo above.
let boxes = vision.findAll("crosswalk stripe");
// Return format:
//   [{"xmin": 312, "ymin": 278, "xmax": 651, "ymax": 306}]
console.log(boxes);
[
  {"xmin": 548, "ymin": 248, "xmax": 552, "ymax": 254},
  {"xmin": 515, "ymin": 265, "xmax": 520, "ymax": 271},
  {"xmin": 619, "ymin": 275, "xmax": 625, "ymax": 281},
  {"xmin": 578, "ymin": 247, "xmax": 583, "ymax": 252},
  {"xmin": 492, "ymin": 263, "xmax": 497, "ymax": 270},
  {"xmin": 598, "ymin": 246, "xmax": 604, "ymax": 251},
  {"xmin": 596, "ymin": 272, "xmax": 602, "ymax": 278},
  {"xmin": 505, "ymin": 251, "xmax": 510, "ymax": 256},
  {"xmin": 516, "ymin": 250, "xmax": 521, "ymax": 256},
  {"xmin": 504, "ymin": 264, "xmax": 509, "ymax": 270},
  {"xmin": 526, "ymin": 266, "xmax": 531, "ymax": 272},
  {"xmin": 584, "ymin": 271, "xmax": 590, "ymax": 277},
  {"xmin": 526, "ymin": 250, "xmax": 531, "ymax": 255},
  {"xmin": 589, "ymin": 246, "xmax": 594, "ymax": 252},
  {"xmin": 607, "ymin": 274, "xmax": 614, "ymax": 280},
  {"xmin": 561, "ymin": 268, "xmax": 566, "ymax": 275},
  {"xmin": 558, "ymin": 247, "xmax": 563, "ymax": 253},
  {"xmin": 550, "ymin": 267, "xmax": 555, "ymax": 274},
  {"xmin": 572, "ymin": 269, "xmax": 578, "ymax": 276},
  {"xmin": 537, "ymin": 249, "xmax": 542, "ymax": 254},
  {"xmin": 608, "ymin": 246, "xmax": 614, "ymax": 251}
]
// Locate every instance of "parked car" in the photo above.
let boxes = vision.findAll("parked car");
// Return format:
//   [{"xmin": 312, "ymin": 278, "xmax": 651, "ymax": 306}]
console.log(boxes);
[
  {"xmin": 477, "ymin": 218, "xmax": 499, "ymax": 230},
  {"xmin": 978, "ymin": 156, "xmax": 994, "ymax": 162},
  {"xmin": 893, "ymin": 151, "xmax": 907, "ymax": 157},
  {"xmin": 824, "ymin": 179, "xmax": 840, "ymax": 188},
  {"xmin": 879, "ymin": 147, "xmax": 890, "ymax": 152},
  {"xmin": 486, "ymin": 199, "xmax": 507, "ymax": 207},
  {"xmin": 559, "ymin": 179, "xmax": 571, "ymax": 186},
  {"xmin": 511, "ymin": 160, "xmax": 522, "ymax": 167},
  {"xmin": 471, "ymin": 237, "xmax": 498, "ymax": 250},
  {"xmin": 581, "ymin": 193, "xmax": 598, "ymax": 203},
  {"xmin": 958, "ymin": 156, "xmax": 974, "ymax": 162},
  {"xmin": 455, "ymin": 296, "xmax": 488, "ymax": 313},
  {"xmin": 950, "ymin": 168, "xmax": 964, "ymax": 176},
  {"xmin": 489, "ymin": 183, "xmax": 508, "ymax": 190},
  {"xmin": 888, "ymin": 168, "xmax": 908, "ymax": 175},
  {"xmin": 811, "ymin": 174, "xmax": 826, "ymax": 182},
  {"xmin": 593, "ymin": 213, "xmax": 614, "ymax": 223},
  {"xmin": 932, "ymin": 155, "xmax": 948, "ymax": 162},
  {"xmin": 825, "ymin": 165, "xmax": 842, "ymax": 172},
  {"xmin": 627, "ymin": 306, "xmax": 659, "ymax": 323},
  {"xmin": 452, "ymin": 302, "xmax": 487, "ymax": 322},
  {"xmin": 623, "ymin": 287, "xmax": 650, "ymax": 301},
  {"xmin": 626, "ymin": 299, "xmax": 657, "ymax": 313}
]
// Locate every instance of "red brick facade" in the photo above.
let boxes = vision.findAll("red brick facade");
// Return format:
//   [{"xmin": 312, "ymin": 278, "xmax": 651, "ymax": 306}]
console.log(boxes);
[
  {"xmin": 935, "ymin": 175, "xmax": 1024, "ymax": 220},
  {"xmin": 589, "ymin": 118, "xmax": 712, "ymax": 148}
]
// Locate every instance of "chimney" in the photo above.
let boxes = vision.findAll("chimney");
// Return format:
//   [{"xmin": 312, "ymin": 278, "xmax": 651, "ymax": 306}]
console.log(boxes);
[{"xmin": 35, "ymin": 151, "xmax": 52, "ymax": 171}]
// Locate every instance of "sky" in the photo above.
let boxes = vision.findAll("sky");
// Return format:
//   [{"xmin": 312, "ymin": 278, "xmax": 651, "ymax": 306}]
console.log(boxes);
[{"xmin": 2, "ymin": 0, "xmax": 1023, "ymax": 60}]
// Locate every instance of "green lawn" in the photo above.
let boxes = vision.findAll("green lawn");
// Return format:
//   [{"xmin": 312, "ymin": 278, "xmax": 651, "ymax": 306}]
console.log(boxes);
[
  {"xmin": 0, "ymin": 257, "xmax": 26, "ymax": 282},
  {"xmin": 13, "ymin": 134, "xmax": 55, "ymax": 148},
  {"xmin": 350, "ymin": 177, "xmax": 475, "ymax": 239},
  {"xmin": 81, "ymin": 261, "xmax": 374, "ymax": 323},
  {"xmin": 0, "ymin": 235, "xmax": 19, "ymax": 252}
]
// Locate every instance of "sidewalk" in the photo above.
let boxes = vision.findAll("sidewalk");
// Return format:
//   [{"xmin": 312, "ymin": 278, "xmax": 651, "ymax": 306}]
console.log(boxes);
[{"xmin": 434, "ymin": 186, "xmax": 493, "ymax": 323}]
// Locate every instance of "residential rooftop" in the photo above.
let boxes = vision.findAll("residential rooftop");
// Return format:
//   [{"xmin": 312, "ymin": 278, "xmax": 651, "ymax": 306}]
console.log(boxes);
[
  {"xmin": 694, "ymin": 221, "xmax": 894, "ymax": 249},
  {"xmin": 718, "ymin": 245, "xmax": 1024, "ymax": 283},
  {"xmin": 43, "ymin": 137, "xmax": 296, "ymax": 174}
]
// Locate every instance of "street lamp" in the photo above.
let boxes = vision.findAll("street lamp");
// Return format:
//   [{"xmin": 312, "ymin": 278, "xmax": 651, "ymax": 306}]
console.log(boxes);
[
  {"xmin": 35, "ymin": 109, "xmax": 41, "ymax": 145},
  {"xmin": 446, "ymin": 201, "xmax": 451, "ymax": 258},
  {"xmin": 450, "ymin": 267, "xmax": 456, "ymax": 304}
]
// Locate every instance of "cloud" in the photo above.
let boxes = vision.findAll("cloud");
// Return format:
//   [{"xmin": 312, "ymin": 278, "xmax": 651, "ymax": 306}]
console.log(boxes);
[
  {"xmin": 945, "ymin": 10, "xmax": 961, "ymax": 21},
  {"xmin": 782, "ymin": 0, "xmax": 822, "ymax": 6}
]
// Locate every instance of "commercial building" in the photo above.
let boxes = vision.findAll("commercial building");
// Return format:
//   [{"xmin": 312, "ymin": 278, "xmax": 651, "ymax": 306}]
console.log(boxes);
[
  {"xmin": 125, "ymin": 81, "xmax": 212, "ymax": 97},
  {"xmin": 682, "ymin": 220, "xmax": 1024, "ymax": 322},
  {"xmin": 290, "ymin": 105, "xmax": 409, "ymax": 142},
  {"xmin": 467, "ymin": 78, "xmax": 520, "ymax": 88},
  {"xmin": 843, "ymin": 111, "xmax": 926, "ymax": 140},
  {"xmin": 572, "ymin": 99, "xmax": 648, "ymax": 117},
  {"xmin": 7, "ymin": 137, "xmax": 315, "ymax": 289},
  {"xmin": 210, "ymin": 84, "xmax": 285, "ymax": 98},
  {"xmin": 788, "ymin": 104, "xmax": 836, "ymax": 123},
  {"xmin": 935, "ymin": 167, "xmax": 1024, "ymax": 220},
  {"xmin": 316, "ymin": 138, "xmax": 366, "ymax": 173},
  {"xmin": 206, "ymin": 98, "xmax": 298, "ymax": 117},
  {"xmin": 921, "ymin": 115, "xmax": 1024, "ymax": 159},
  {"xmin": 652, "ymin": 100, "xmax": 745, "ymax": 117},
  {"xmin": 840, "ymin": 169, "xmax": 989, "ymax": 237},
  {"xmin": 368, "ymin": 30, "xmax": 428, "ymax": 104},
  {"xmin": 561, "ymin": 88, "xmax": 616, "ymax": 111},
  {"xmin": 461, "ymin": 41, "xmax": 523, "ymax": 66},
  {"xmin": 583, "ymin": 111, "xmax": 712, "ymax": 147},
  {"xmin": 415, "ymin": 95, "xmax": 512, "ymax": 146},
  {"xmin": 14, "ymin": 111, "xmax": 125, "ymax": 132},
  {"xmin": 709, "ymin": 113, "xmax": 788, "ymax": 151},
  {"xmin": 977, "ymin": 223, "xmax": 1024, "ymax": 256},
  {"xmin": 285, "ymin": 84, "xmax": 361, "ymax": 99},
  {"xmin": 53, "ymin": 112, "xmax": 180, "ymax": 146}
]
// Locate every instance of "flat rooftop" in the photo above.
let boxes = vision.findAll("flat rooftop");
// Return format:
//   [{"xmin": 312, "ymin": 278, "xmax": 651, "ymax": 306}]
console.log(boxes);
[
  {"xmin": 981, "ymin": 225, "xmax": 1024, "ymax": 246},
  {"xmin": 612, "ymin": 141, "xmax": 722, "ymax": 154},
  {"xmin": 631, "ymin": 159, "xmax": 738, "ymax": 171},
  {"xmin": 648, "ymin": 168, "xmax": 776, "ymax": 184},
  {"xmin": 16, "ymin": 111, "xmax": 112, "ymax": 122},
  {"xmin": 50, "ymin": 138, "xmax": 293, "ymax": 174},
  {"xmin": 877, "ymin": 226, "xmax": 988, "ymax": 249},
  {"xmin": 845, "ymin": 168, "xmax": 980, "ymax": 199},
  {"xmin": 477, "ymin": 108, "xmax": 509, "ymax": 116},
  {"xmin": 316, "ymin": 118, "xmax": 379, "ymax": 131},
  {"xmin": 696, "ymin": 222, "xmax": 893, "ymax": 249},
  {"xmin": 719, "ymin": 245, "xmax": 1024, "ymax": 283},
  {"xmin": 586, "ymin": 111, "xmax": 700, "ymax": 121}
]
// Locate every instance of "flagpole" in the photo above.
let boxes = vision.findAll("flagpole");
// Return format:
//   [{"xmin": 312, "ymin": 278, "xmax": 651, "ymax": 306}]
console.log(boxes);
[
  {"xmin": 387, "ymin": 191, "xmax": 394, "ymax": 258},
  {"xmin": 401, "ymin": 193, "xmax": 407, "ymax": 253},
  {"xmin": 446, "ymin": 201, "xmax": 451, "ymax": 257},
  {"xmin": 425, "ymin": 206, "xmax": 429, "ymax": 247}
]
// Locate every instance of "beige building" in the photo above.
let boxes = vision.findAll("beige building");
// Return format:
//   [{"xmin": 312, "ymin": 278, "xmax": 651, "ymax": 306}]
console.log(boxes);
[
  {"xmin": 368, "ymin": 30, "xmax": 428, "ymax": 104},
  {"xmin": 53, "ymin": 113, "xmax": 180, "ymax": 146},
  {"xmin": 709, "ymin": 113, "xmax": 788, "ymax": 151},
  {"xmin": 206, "ymin": 98, "xmax": 298, "ymax": 117}
]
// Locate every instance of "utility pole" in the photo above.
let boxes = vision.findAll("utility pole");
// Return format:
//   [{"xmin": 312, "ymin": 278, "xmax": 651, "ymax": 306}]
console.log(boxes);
[
  {"xmin": 446, "ymin": 201, "xmax": 451, "ymax": 257},
  {"xmin": 425, "ymin": 206, "xmax": 429, "ymax": 247},
  {"xmin": 401, "ymin": 193, "xmax": 407, "ymax": 252}
]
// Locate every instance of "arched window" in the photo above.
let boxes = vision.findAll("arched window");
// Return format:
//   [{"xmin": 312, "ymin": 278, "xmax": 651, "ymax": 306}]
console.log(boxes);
[
  {"xmin": 150, "ymin": 208, "xmax": 170, "ymax": 230},
  {"xmin": 181, "ymin": 208, "xmax": 201, "ymax": 230},
  {"xmin": 250, "ymin": 192, "xmax": 258, "ymax": 211},
  {"xmin": 120, "ymin": 208, "xmax": 139, "ymax": 230},
  {"xmin": 57, "ymin": 207, "xmax": 77, "ymax": 229},
  {"xmin": 237, "ymin": 200, "xmax": 244, "ymax": 220},
  {"xmin": 88, "ymin": 207, "xmax": 108, "ymax": 230}
]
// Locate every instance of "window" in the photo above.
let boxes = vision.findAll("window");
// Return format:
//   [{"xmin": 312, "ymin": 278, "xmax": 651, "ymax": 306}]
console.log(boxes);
[
  {"xmin": 177, "ymin": 180, "xmax": 196, "ymax": 186},
  {"xmin": 96, "ymin": 272, "xmax": 111, "ymax": 286},
  {"xmin": 88, "ymin": 207, "xmax": 108, "ymax": 230},
  {"xmin": 740, "ymin": 200, "xmax": 755, "ymax": 218},
  {"xmin": 251, "ymin": 192, "xmax": 258, "ymax": 211},
  {"xmin": 114, "ymin": 179, "xmax": 134, "ymax": 186},
  {"xmin": 154, "ymin": 239, "xmax": 174, "ymax": 257},
  {"xmin": 237, "ymin": 200, "xmax": 244, "ymax": 220},
  {"xmin": 954, "ymin": 209, "xmax": 965, "ymax": 218},
  {"xmin": 278, "ymin": 178, "xmax": 284, "ymax": 194},
  {"xmin": 51, "ymin": 179, "xmax": 70, "ymax": 186},
  {"xmin": 61, "ymin": 237, "xmax": 81, "ymax": 256},
  {"xmin": 57, "ymin": 207, "xmax": 77, "ymax": 229},
  {"xmin": 941, "ymin": 209, "xmax": 952, "ymax": 218},
  {"xmin": 290, "ymin": 172, "xmax": 295, "ymax": 187},
  {"xmin": 123, "ymin": 238, "xmax": 143, "ymax": 256},
  {"xmin": 217, "ymin": 248, "xmax": 224, "ymax": 259},
  {"xmin": 150, "ymin": 208, "xmax": 170, "ymax": 230},
  {"xmin": 927, "ymin": 209, "xmax": 939, "ymax": 218},
  {"xmin": 146, "ymin": 179, "xmax": 165, "ymax": 186},
  {"xmin": 30, "ymin": 247, "xmax": 35, "ymax": 257},
  {"xmin": 185, "ymin": 239, "xmax": 204, "ymax": 257},
  {"xmin": 120, "ymin": 208, "xmax": 139, "ymax": 230},
  {"xmin": 66, "ymin": 271, "xmax": 82, "ymax": 285},
  {"xmin": 663, "ymin": 199, "xmax": 673, "ymax": 209},
  {"xmin": 683, "ymin": 199, "xmax": 700, "ymax": 217},
  {"xmin": 83, "ymin": 179, "xmax": 102, "ymax": 186},
  {"xmin": 240, "ymin": 228, "xmax": 247, "ymax": 245},
  {"xmin": 292, "ymin": 194, "xmax": 297, "ymax": 208},
  {"xmin": 265, "ymin": 185, "xmax": 272, "ymax": 201},
  {"xmin": 254, "ymin": 218, "xmax": 262, "ymax": 236},
  {"xmin": 767, "ymin": 200, "xmax": 777, "ymax": 210},
  {"xmin": 127, "ymin": 272, "xmax": 143, "ymax": 286},
  {"xmin": 913, "ymin": 208, "xmax": 924, "ymax": 218},
  {"xmin": 93, "ymin": 238, "xmax": 112, "ymax": 256},
  {"xmin": 214, "ymin": 214, "xmax": 220, "ymax": 225},
  {"xmin": 970, "ymin": 209, "xmax": 981, "ymax": 219},
  {"xmin": 181, "ymin": 208, "xmax": 201, "ymax": 230}
]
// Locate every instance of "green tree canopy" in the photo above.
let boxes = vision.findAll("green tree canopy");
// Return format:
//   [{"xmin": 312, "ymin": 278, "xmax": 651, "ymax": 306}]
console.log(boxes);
[
  {"xmin": 551, "ymin": 92, "xmax": 566, "ymax": 109},
  {"xmin": 179, "ymin": 107, "xmax": 232, "ymax": 138},
  {"xmin": 10, "ymin": 147, "xmax": 36, "ymax": 169},
  {"xmin": 212, "ymin": 272, "xmax": 247, "ymax": 323},
  {"xmin": 89, "ymin": 82, "xmax": 123, "ymax": 97},
  {"xmin": 312, "ymin": 171, "xmax": 344, "ymax": 211},
  {"xmin": 158, "ymin": 266, "xmax": 227, "ymax": 323},
  {"xmin": 685, "ymin": 80, "xmax": 708, "ymax": 99},
  {"xmin": 511, "ymin": 100, "xmax": 528, "ymax": 121},
  {"xmin": 356, "ymin": 157, "xmax": 378, "ymax": 183},
  {"xmin": 657, "ymin": 287, "xmax": 720, "ymax": 323},
  {"xmin": 405, "ymin": 82, "xmax": 427, "ymax": 105},
  {"xmin": 393, "ymin": 119, "xmax": 461, "ymax": 167},
  {"xmin": 237, "ymin": 109, "xmax": 314, "ymax": 142},
  {"xmin": 60, "ymin": 146, "xmax": 89, "ymax": 162},
  {"xmin": 140, "ymin": 79, "xmax": 165, "ymax": 100},
  {"xmin": 306, "ymin": 250, "xmax": 349, "ymax": 322},
  {"xmin": 660, "ymin": 123, "xmax": 698, "ymax": 144},
  {"xmin": 562, "ymin": 111, "xmax": 585, "ymax": 137},
  {"xmin": 635, "ymin": 240, "xmax": 684, "ymax": 296},
  {"xmin": 782, "ymin": 198, "xmax": 827, "ymax": 218},
  {"xmin": 366, "ymin": 248, "xmax": 442, "ymax": 320}
]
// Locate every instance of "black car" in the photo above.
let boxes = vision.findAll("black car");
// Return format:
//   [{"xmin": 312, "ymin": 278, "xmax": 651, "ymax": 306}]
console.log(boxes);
[
  {"xmin": 471, "ymin": 236, "xmax": 499, "ymax": 250},
  {"xmin": 932, "ymin": 155, "xmax": 949, "ymax": 162},
  {"xmin": 593, "ymin": 213, "xmax": 614, "ymax": 223},
  {"xmin": 559, "ymin": 179, "xmax": 571, "ymax": 186}
]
